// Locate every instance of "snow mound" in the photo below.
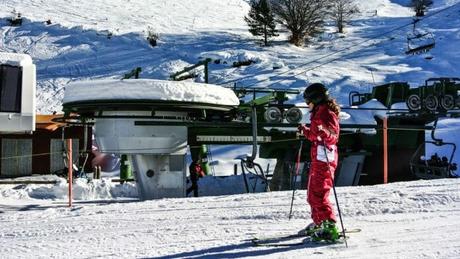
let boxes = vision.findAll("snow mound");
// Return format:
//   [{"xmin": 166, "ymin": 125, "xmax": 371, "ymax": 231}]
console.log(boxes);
[
  {"xmin": 0, "ymin": 176, "xmax": 137, "ymax": 200},
  {"xmin": 63, "ymin": 79, "xmax": 240, "ymax": 106}
]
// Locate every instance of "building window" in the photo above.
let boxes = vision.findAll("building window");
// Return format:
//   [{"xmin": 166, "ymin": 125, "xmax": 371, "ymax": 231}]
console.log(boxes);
[{"xmin": 0, "ymin": 65, "xmax": 22, "ymax": 113}]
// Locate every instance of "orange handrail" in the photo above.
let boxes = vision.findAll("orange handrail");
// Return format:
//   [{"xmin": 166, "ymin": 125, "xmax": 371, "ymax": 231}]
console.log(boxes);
[
  {"xmin": 67, "ymin": 139, "xmax": 73, "ymax": 207},
  {"xmin": 383, "ymin": 117, "xmax": 388, "ymax": 184}
]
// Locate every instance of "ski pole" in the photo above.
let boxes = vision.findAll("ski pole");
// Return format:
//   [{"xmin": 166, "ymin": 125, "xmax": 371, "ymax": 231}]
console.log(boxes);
[
  {"xmin": 322, "ymin": 142, "xmax": 347, "ymax": 248},
  {"xmin": 288, "ymin": 140, "xmax": 303, "ymax": 220}
]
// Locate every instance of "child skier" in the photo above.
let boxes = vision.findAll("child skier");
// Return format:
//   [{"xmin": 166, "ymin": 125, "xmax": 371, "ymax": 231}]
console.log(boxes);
[
  {"xmin": 186, "ymin": 160, "xmax": 205, "ymax": 197},
  {"xmin": 298, "ymin": 83, "xmax": 341, "ymax": 241}
]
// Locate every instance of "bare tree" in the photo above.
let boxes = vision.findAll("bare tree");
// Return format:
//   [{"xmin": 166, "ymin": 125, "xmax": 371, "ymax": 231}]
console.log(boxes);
[
  {"xmin": 327, "ymin": 0, "xmax": 359, "ymax": 33},
  {"xmin": 271, "ymin": 0, "xmax": 326, "ymax": 46},
  {"xmin": 411, "ymin": 0, "xmax": 432, "ymax": 17},
  {"xmin": 245, "ymin": 0, "xmax": 278, "ymax": 46}
]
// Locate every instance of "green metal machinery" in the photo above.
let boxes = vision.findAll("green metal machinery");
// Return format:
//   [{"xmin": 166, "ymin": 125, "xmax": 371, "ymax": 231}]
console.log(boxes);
[
  {"xmin": 406, "ymin": 78, "xmax": 460, "ymax": 113},
  {"xmin": 350, "ymin": 78, "xmax": 460, "ymax": 113},
  {"xmin": 349, "ymin": 81, "xmax": 410, "ymax": 108},
  {"xmin": 61, "ymin": 76, "xmax": 458, "ymax": 193}
]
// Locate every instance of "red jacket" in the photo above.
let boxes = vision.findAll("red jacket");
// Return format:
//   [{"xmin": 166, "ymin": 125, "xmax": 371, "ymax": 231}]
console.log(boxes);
[
  {"xmin": 300, "ymin": 103, "xmax": 340, "ymax": 168},
  {"xmin": 190, "ymin": 162, "xmax": 205, "ymax": 180}
]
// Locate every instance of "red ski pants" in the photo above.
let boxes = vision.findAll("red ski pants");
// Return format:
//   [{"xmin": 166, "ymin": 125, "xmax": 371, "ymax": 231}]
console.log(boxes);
[{"xmin": 307, "ymin": 161, "xmax": 337, "ymax": 225}]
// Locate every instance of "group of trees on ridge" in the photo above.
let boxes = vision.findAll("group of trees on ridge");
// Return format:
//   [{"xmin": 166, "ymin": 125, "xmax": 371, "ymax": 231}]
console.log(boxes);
[{"xmin": 245, "ymin": 0, "xmax": 432, "ymax": 47}]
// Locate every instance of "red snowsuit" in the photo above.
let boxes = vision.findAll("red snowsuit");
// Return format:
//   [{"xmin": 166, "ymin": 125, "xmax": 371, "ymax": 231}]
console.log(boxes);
[{"xmin": 299, "ymin": 103, "xmax": 340, "ymax": 225}]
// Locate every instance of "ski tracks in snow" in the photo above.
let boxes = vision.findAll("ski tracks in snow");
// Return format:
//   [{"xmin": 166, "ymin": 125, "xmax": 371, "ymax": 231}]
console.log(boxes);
[{"xmin": 0, "ymin": 179, "xmax": 459, "ymax": 258}]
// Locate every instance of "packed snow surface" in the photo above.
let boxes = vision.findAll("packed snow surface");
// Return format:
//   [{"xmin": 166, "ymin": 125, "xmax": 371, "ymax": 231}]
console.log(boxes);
[{"xmin": 0, "ymin": 178, "xmax": 459, "ymax": 258}]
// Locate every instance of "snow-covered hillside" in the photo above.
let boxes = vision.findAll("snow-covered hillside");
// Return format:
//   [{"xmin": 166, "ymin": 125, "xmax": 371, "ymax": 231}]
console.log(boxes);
[
  {"xmin": 0, "ymin": 178, "xmax": 459, "ymax": 258},
  {"xmin": 2, "ymin": 0, "xmax": 460, "ymax": 113},
  {"xmin": 1, "ymin": 1, "xmax": 460, "ymax": 258}
]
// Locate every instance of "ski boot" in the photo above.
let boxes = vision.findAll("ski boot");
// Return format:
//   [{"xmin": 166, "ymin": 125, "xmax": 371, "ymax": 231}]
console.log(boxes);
[
  {"xmin": 299, "ymin": 222, "xmax": 320, "ymax": 236},
  {"xmin": 311, "ymin": 220, "xmax": 340, "ymax": 242}
]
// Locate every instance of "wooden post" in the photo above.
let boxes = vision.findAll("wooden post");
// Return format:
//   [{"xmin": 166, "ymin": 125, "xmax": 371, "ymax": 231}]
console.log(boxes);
[
  {"xmin": 383, "ymin": 117, "xmax": 388, "ymax": 184},
  {"xmin": 67, "ymin": 138, "xmax": 73, "ymax": 207}
]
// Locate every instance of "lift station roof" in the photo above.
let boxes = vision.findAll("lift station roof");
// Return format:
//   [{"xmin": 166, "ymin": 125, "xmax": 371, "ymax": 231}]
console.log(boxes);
[{"xmin": 63, "ymin": 79, "xmax": 240, "ymax": 112}]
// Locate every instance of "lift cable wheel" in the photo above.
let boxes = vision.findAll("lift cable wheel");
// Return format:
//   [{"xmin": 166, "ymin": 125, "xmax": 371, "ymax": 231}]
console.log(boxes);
[
  {"xmin": 424, "ymin": 94, "xmax": 439, "ymax": 112},
  {"xmin": 407, "ymin": 94, "xmax": 422, "ymax": 111},
  {"xmin": 440, "ymin": 94, "xmax": 455, "ymax": 111}
]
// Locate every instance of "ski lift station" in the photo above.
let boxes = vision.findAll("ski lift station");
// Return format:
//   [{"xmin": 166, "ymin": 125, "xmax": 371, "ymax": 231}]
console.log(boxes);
[
  {"xmin": 0, "ymin": 52, "xmax": 36, "ymax": 133},
  {"xmin": 62, "ymin": 79, "xmax": 241, "ymax": 200}
]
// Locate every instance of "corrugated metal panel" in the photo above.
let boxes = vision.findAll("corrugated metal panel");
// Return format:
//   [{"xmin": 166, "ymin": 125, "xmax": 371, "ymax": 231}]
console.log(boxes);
[
  {"xmin": 50, "ymin": 139, "xmax": 79, "ymax": 173},
  {"xmin": 169, "ymin": 155, "xmax": 184, "ymax": 171},
  {"xmin": 1, "ymin": 139, "xmax": 32, "ymax": 177}
]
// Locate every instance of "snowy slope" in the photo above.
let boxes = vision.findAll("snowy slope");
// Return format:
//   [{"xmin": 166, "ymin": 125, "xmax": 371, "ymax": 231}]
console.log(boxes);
[
  {"xmin": 1, "ymin": 1, "xmax": 460, "ymax": 257},
  {"xmin": 0, "ymin": 178, "xmax": 459, "ymax": 258}
]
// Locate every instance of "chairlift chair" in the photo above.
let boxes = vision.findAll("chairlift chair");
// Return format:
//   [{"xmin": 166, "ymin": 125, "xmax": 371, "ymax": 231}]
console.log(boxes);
[
  {"xmin": 410, "ymin": 140, "xmax": 457, "ymax": 179},
  {"xmin": 409, "ymin": 119, "xmax": 457, "ymax": 179},
  {"xmin": 405, "ymin": 31, "xmax": 435, "ymax": 55},
  {"xmin": 240, "ymin": 158, "xmax": 269, "ymax": 193}
]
